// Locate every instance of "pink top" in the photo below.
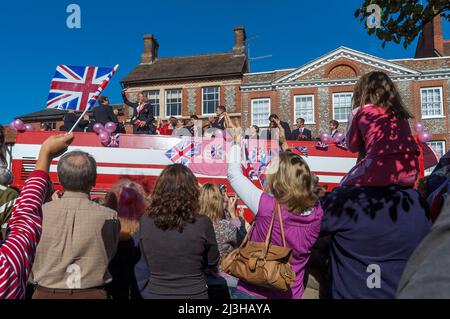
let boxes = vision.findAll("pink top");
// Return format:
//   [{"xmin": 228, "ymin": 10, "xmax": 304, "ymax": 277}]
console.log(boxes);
[
  {"xmin": 237, "ymin": 193, "xmax": 323, "ymax": 299},
  {"xmin": 341, "ymin": 104, "xmax": 420, "ymax": 187}
]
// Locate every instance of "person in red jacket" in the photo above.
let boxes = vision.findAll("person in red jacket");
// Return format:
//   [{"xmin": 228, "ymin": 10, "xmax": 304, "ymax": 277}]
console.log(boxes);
[{"xmin": 0, "ymin": 133, "xmax": 74, "ymax": 299}]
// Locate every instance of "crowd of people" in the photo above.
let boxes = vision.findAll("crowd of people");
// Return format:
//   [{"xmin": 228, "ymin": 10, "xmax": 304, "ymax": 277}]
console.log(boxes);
[
  {"xmin": 0, "ymin": 71, "xmax": 449, "ymax": 299},
  {"xmin": 57, "ymin": 87, "xmax": 343, "ymax": 141}
]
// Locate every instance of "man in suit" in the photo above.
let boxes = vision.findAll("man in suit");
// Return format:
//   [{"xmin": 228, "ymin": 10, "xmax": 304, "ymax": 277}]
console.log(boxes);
[
  {"xmin": 291, "ymin": 118, "xmax": 312, "ymax": 141},
  {"xmin": 329, "ymin": 120, "xmax": 340, "ymax": 138},
  {"xmin": 122, "ymin": 89, "xmax": 155, "ymax": 135},
  {"xmin": 60, "ymin": 111, "xmax": 90, "ymax": 133},
  {"xmin": 93, "ymin": 96, "xmax": 119, "ymax": 126},
  {"xmin": 269, "ymin": 114, "xmax": 292, "ymax": 140},
  {"xmin": 210, "ymin": 106, "xmax": 227, "ymax": 131}
]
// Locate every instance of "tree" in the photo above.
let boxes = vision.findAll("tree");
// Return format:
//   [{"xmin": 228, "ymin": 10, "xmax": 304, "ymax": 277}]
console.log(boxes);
[{"xmin": 355, "ymin": 0, "xmax": 450, "ymax": 48}]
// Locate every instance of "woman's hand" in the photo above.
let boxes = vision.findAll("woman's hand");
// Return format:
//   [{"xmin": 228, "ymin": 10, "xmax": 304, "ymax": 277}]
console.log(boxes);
[
  {"xmin": 36, "ymin": 133, "xmax": 74, "ymax": 172},
  {"xmin": 228, "ymin": 195, "xmax": 238, "ymax": 219}
]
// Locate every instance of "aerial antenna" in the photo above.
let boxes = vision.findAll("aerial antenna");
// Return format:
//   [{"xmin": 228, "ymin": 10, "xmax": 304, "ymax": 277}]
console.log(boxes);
[{"xmin": 246, "ymin": 35, "xmax": 273, "ymax": 71}]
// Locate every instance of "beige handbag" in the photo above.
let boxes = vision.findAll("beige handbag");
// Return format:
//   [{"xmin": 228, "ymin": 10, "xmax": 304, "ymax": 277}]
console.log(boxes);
[{"xmin": 220, "ymin": 203, "xmax": 296, "ymax": 292}]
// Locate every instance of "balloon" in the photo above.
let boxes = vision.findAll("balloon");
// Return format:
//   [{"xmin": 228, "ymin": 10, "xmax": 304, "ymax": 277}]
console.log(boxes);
[
  {"xmin": 104, "ymin": 122, "xmax": 117, "ymax": 134},
  {"xmin": 320, "ymin": 132, "xmax": 332, "ymax": 144},
  {"xmin": 414, "ymin": 122, "xmax": 424, "ymax": 133},
  {"xmin": 93, "ymin": 123, "xmax": 104, "ymax": 134},
  {"xmin": 25, "ymin": 124, "xmax": 35, "ymax": 131},
  {"xmin": 98, "ymin": 130, "xmax": 110, "ymax": 144},
  {"xmin": 9, "ymin": 121, "xmax": 17, "ymax": 131},
  {"xmin": 419, "ymin": 131, "xmax": 432, "ymax": 143},
  {"xmin": 13, "ymin": 119, "xmax": 25, "ymax": 132},
  {"xmin": 333, "ymin": 132, "xmax": 345, "ymax": 144}
]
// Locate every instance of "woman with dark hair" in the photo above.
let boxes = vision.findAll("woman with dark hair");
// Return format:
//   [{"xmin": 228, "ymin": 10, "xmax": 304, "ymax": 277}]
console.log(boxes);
[
  {"xmin": 341, "ymin": 71, "xmax": 420, "ymax": 187},
  {"xmin": 139, "ymin": 164, "xmax": 220, "ymax": 299}
]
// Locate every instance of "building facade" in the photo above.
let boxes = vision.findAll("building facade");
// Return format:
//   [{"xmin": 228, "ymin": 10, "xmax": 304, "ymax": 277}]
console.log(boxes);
[
  {"xmin": 121, "ymin": 27, "xmax": 248, "ymax": 122},
  {"xmin": 241, "ymin": 46, "xmax": 450, "ymax": 157}
]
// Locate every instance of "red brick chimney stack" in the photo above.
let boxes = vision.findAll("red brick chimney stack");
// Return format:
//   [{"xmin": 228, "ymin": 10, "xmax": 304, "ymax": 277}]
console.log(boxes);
[
  {"xmin": 415, "ymin": 14, "xmax": 449, "ymax": 58},
  {"xmin": 142, "ymin": 34, "xmax": 159, "ymax": 64},
  {"xmin": 233, "ymin": 26, "xmax": 247, "ymax": 56}
]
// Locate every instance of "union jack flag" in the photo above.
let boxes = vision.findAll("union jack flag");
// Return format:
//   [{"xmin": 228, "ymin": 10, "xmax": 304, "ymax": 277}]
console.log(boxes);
[
  {"xmin": 165, "ymin": 139, "xmax": 195, "ymax": 166},
  {"xmin": 250, "ymin": 147, "xmax": 265, "ymax": 163},
  {"xmin": 210, "ymin": 144, "xmax": 224, "ymax": 160},
  {"xmin": 46, "ymin": 65, "xmax": 118, "ymax": 111},
  {"xmin": 295, "ymin": 146, "xmax": 309, "ymax": 157},
  {"xmin": 108, "ymin": 134, "xmax": 120, "ymax": 148}
]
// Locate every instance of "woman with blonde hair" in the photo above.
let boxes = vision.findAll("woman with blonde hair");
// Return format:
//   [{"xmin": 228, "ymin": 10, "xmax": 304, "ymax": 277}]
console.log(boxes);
[
  {"xmin": 199, "ymin": 184, "xmax": 245, "ymax": 257},
  {"xmin": 104, "ymin": 179, "xmax": 149, "ymax": 299},
  {"xmin": 227, "ymin": 129, "xmax": 324, "ymax": 299}
]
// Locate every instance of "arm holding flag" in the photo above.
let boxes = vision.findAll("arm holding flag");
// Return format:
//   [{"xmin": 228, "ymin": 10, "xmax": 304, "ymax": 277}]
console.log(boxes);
[{"xmin": 227, "ymin": 129, "xmax": 263, "ymax": 216}]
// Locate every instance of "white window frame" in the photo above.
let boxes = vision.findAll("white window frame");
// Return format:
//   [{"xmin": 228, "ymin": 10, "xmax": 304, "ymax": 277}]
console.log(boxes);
[
  {"xmin": 420, "ymin": 87, "xmax": 444, "ymax": 119},
  {"xmin": 332, "ymin": 92, "xmax": 353, "ymax": 123},
  {"xmin": 251, "ymin": 98, "xmax": 271, "ymax": 128},
  {"xmin": 425, "ymin": 140, "xmax": 446, "ymax": 175},
  {"xmin": 145, "ymin": 90, "xmax": 161, "ymax": 118},
  {"xmin": 294, "ymin": 94, "xmax": 315, "ymax": 125},
  {"xmin": 165, "ymin": 89, "xmax": 183, "ymax": 118},
  {"xmin": 202, "ymin": 86, "xmax": 220, "ymax": 116}
]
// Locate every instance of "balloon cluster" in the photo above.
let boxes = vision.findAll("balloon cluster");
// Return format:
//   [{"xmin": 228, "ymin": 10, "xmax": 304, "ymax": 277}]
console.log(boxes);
[
  {"xmin": 320, "ymin": 132, "xmax": 345, "ymax": 145},
  {"xmin": 414, "ymin": 122, "xmax": 432, "ymax": 143},
  {"xmin": 9, "ymin": 119, "xmax": 34, "ymax": 133},
  {"xmin": 93, "ymin": 122, "xmax": 117, "ymax": 146}
]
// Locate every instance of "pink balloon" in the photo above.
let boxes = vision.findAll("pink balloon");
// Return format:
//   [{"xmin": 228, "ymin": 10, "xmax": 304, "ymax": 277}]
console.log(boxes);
[
  {"xmin": 13, "ymin": 119, "xmax": 25, "ymax": 132},
  {"xmin": 98, "ymin": 131, "xmax": 110, "ymax": 144},
  {"xmin": 25, "ymin": 124, "xmax": 35, "ymax": 131},
  {"xmin": 104, "ymin": 122, "xmax": 117, "ymax": 134},
  {"xmin": 414, "ymin": 122, "xmax": 424, "ymax": 133},
  {"xmin": 320, "ymin": 132, "xmax": 332, "ymax": 144},
  {"xmin": 419, "ymin": 131, "xmax": 432, "ymax": 143},
  {"xmin": 9, "ymin": 121, "xmax": 17, "ymax": 131},
  {"xmin": 93, "ymin": 123, "xmax": 104, "ymax": 134},
  {"xmin": 333, "ymin": 132, "xmax": 345, "ymax": 144}
]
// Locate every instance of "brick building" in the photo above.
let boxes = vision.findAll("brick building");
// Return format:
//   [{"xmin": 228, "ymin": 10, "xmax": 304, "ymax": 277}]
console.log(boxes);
[
  {"xmin": 241, "ymin": 16, "xmax": 450, "ymax": 158},
  {"xmin": 121, "ymin": 27, "xmax": 248, "ymax": 122}
]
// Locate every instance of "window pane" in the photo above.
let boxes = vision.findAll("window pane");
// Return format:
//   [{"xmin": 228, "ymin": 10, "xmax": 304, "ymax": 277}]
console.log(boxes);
[
  {"xmin": 166, "ymin": 89, "xmax": 182, "ymax": 116},
  {"xmin": 294, "ymin": 95, "xmax": 314, "ymax": 123},
  {"xmin": 251, "ymin": 99, "xmax": 270, "ymax": 127},
  {"xmin": 333, "ymin": 93, "xmax": 353, "ymax": 121},
  {"xmin": 422, "ymin": 88, "xmax": 442, "ymax": 118},
  {"xmin": 203, "ymin": 86, "xmax": 220, "ymax": 114}
]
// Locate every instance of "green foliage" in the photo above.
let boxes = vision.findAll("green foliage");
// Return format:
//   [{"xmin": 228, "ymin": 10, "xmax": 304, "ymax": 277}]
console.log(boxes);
[{"xmin": 356, "ymin": 0, "xmax": 450, "ymax": 48}]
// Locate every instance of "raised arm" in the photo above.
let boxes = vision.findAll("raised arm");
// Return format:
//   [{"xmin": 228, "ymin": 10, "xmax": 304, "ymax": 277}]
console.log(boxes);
[
  {"xmin": 122, "ymin": 90, "xmax": 137, "ymax": 109},
  {"xmin": 0, "ymin": 133, "xmax": 73, "ymax": 299},
  {"xmin": 228, "ymin": 144, "xmax": 263, "ymax": 216}
]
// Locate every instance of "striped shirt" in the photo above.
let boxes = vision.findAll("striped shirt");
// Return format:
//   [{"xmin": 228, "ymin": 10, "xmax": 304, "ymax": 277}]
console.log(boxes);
[{"xmin": 0, "ymin": 170, "xmax": 50, "ymax": 299}]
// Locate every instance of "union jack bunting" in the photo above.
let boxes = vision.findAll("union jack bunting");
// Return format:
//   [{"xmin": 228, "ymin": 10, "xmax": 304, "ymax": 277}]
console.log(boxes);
[
  {"xmin": 210, "ymin": 143, "xmax": 224, "ymax": 160},
  {"xmin": 165, "ymin": 139, "xmax": 195, "ymax": 166},
  {"xmin": 250, "ymin": 147, "xmax": 265, "ymax": 163},
  {"xmin": 107, "ymin": 134, "xmax": 120, "ymax": 148},
  {"xmin": 46, "ymin": 65, "xmax": 119, "ymax": 111},
  {"xmin": 295, "ymin": 146, "xmax": 309, "ymax": 157}
]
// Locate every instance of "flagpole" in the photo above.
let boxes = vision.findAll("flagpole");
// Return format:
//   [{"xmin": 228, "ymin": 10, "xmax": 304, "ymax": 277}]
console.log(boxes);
[{"xmin": 69, "ymin": 64, "xmax": 119, "ymax": 134}]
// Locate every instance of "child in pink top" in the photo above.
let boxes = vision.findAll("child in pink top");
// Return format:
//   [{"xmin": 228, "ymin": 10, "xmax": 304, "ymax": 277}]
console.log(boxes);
[{"xmin": 341, "ymin": 72, "xmax": 420, "ymax": 187}]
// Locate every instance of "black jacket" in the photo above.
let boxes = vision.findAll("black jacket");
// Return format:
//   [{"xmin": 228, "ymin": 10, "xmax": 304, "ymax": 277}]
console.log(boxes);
[
  {"xmin": 93, "ymin": 104, "xmax": 118, "ymax": 126},
  {"xmin": 59, "ymin": 113, "xmax": 89, "ymax": 132},
  {"xmin": 211, "ymin": 116, "xmax": 226, "ymax": 131},
  {"xmin": 122, "ymin": 93, "xmax": 155, "ymax": 134},
  {"xmin": 292, "ymin": 128, "xmax": 312, "ymax": 141}
]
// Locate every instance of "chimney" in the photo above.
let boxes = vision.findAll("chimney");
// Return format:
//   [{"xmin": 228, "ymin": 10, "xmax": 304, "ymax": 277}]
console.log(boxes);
[
  {"xmin": 233, "ymin": 26, "xmax": 246, "ymax": 55},
  {"xmin": 141, "ymin": 34, "xmax": 159, "ymax": 64},
  {"xmin": 415, "ymin": 14, "xmax": 447, "ymax": 58}
]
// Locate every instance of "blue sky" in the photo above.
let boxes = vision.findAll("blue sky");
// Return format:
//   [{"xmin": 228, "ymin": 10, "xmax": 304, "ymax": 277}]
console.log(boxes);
[{"xmin": 1, "ymin": 0, "xmax": 449, "ymax": 124}]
